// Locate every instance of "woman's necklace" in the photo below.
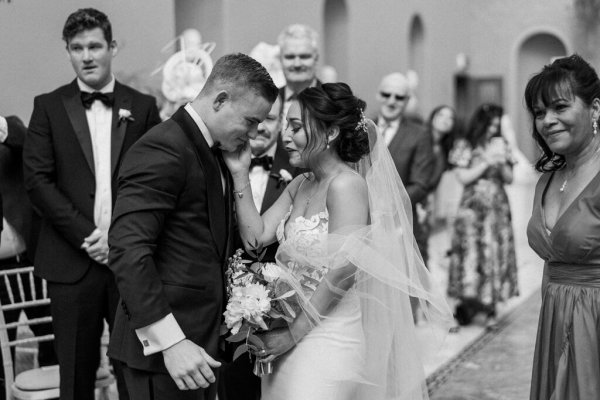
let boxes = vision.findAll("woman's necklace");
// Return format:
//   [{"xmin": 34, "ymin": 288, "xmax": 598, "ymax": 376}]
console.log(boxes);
[{"xmin": 559, "ymin": 143, "xmax": 600, "ymax": 193}]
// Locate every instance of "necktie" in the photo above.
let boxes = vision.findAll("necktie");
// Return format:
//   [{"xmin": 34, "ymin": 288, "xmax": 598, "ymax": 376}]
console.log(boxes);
[
  {"xmin": 250, "ymin": 155, "xmax": 273, "ymax": 171},
  {"xmin": 81, "ymin": 91, "xmax": 114, "ymax": 109}
]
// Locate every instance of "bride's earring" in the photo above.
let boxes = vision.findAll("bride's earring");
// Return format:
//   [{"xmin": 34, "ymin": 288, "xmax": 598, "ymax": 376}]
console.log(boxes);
[{"xmin": 594, "ymin": 120, "xmax": 598, "ymax": 136}]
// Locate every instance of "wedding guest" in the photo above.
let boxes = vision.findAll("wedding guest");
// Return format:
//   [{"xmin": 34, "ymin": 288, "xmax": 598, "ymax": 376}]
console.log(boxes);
[
  {"xmin": 0, "ymin": 115, "xmax": 57, "ymax": 399},
  {"xmin": 525, "ymin": 54, "xmax": 600, "ymax": 400},
  {"xmin": 22, "ymin": 8, "xmax": 161, "ymax": 400},
  {"xmin": 107, "ymin": 53, "xmax": 278, "ymax": 400},
  {"xmin": 446, "ymin": 103, "xmax": 518, "ymax": 329},
  {"xmin": 224, "ymin": 82, "xmax": 451, "ymax": 400},
  {"xmin": 278, "ymin": 24, "xmax": 322, "ymax": 119},
  {"xmin": 218, "ymin": 94, "xmax": 296, "ymax": 400},
  {"xmin": 373, "ymin": 72, "xmax": 434, "ymax": 263}
]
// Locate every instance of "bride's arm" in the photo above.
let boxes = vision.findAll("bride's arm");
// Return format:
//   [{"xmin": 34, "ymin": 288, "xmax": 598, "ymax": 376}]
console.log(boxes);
[
  {"xmin": 260, "ymin": 172, "xmax": 369, "ymax": 357},
  {"xmin": 231, "ymin": 171, "xmax": 303, "ymax": 249}
]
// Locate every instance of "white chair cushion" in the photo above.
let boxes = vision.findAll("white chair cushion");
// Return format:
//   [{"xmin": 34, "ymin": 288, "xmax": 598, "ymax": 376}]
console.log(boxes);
[
  {"xmin": 14, "ymin": 365, "xmax": 112, "ymax": 391},
  {"xmin": 14, "ymin": 365, "xmax": 58, "ymax": 391}
]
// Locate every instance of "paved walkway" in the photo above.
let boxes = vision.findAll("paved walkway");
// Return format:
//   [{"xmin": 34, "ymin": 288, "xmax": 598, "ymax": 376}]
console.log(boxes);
[{"xmin": 428, "ymin": 291, "xmax": 540, "ymax": 400}]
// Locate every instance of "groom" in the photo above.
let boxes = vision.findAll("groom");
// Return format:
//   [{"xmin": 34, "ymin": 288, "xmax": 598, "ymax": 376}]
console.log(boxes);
[{"xmin": 108, "ymin": 53, "xmax": 278, "ymax": 399}]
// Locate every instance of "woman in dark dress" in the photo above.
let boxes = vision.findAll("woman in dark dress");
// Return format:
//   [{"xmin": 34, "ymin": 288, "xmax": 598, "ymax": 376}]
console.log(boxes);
[
  {"xmin": 525, "ymin": 54, "xmax": 600, "ymax": 400},
  {"xmin": 446, "ymin": 104, "xmax": 519, "ymax": 328}
]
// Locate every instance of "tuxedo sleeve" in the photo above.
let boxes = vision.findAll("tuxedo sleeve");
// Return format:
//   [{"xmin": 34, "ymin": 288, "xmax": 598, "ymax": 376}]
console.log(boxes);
[
  {"xmin": 23, "ymin": 96, "xmax": 96, "ymax": 247},
  {"xmin": 405, "ymin": 127, "xmax": 435, "ymax": 204},
  {"xmin": 108, "ymin": 133, "xmax": 185, "ymax": 330}
]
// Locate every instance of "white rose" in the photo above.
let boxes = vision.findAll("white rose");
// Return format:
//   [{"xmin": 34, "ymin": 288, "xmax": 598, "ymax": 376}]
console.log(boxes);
[
  {"xmin": 279, "ymin": 169, "xmax": 293, "ymax": 182},
  {"xmin": 261, "ymin": 263, "xmax": 282, "ymax": 283}
]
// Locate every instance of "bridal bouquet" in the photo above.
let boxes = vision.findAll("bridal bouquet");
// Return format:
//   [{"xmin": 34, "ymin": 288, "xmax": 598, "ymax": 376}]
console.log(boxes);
[{"xmin": 222, "ymin": 246, "xmax": 298, "ymax": 376}]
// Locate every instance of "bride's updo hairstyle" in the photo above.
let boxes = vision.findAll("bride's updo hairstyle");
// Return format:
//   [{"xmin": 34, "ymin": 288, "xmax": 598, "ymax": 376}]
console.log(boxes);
[{"xmin": 296, "ymin": 82, "xmax": 370, "ymax": 163}]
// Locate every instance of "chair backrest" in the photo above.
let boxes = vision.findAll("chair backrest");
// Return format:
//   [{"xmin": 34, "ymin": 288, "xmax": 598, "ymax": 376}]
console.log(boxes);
[{"xmin": 0, "ymin": 266, "xmax": 52, "ymax": 399}]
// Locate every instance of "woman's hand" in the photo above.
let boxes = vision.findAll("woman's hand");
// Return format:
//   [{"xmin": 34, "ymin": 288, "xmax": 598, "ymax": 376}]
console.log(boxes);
[
  {"xmin": 223, "ymin": 141, "xmax": 252, "ymax": 176},
  {"xmin": 255, "ymin": 327, "xmax": 296, "ymax": 362}
]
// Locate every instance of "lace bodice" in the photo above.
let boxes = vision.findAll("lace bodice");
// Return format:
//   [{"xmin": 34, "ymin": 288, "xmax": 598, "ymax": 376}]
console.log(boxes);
[
  {"xmin": 276, "ymin": 206, "xmax": 329, "ymax": 257},
  {"xmin": 275, "ymin": 206, "xmax": 330, "ymax": 296}
]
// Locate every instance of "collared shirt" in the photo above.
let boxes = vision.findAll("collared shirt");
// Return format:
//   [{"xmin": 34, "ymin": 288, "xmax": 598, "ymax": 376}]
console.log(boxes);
[
  {"xmin": 0, "ymin": 219, "xmax": 26, "ymax": 260},
  {"xmin": 77, "ymin": 77, "xmax": 115, "ymax": 234},
  {"xmin": 135, "ymin": 103, "xmax": 224, "ymax": 356},
  {"xmin": 377, "ymin": 116, "xmax": 401, "ymax": 147},
  {"xmin": 249, "ymin": 143, "xmax": 278, "ymax": 212},
  {"xmin": 184, "ymin": 103, "xmax": 226, "ymax": 192}
]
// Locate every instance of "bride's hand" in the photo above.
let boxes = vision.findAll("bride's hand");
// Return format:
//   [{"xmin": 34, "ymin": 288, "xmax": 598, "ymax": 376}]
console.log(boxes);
[
  {"xmin": 255, "ymin": 328, "xmax": 296, "ymax": 361},
  {"xmin": 223, "ymin": 141, "xmax": 252, "ymax": 176}
]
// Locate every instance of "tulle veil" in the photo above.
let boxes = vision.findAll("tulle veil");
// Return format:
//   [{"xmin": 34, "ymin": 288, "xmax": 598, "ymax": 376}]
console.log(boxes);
[{"xmin": 273, "ymin": 119, "xmax": 453, "ymax": 399}]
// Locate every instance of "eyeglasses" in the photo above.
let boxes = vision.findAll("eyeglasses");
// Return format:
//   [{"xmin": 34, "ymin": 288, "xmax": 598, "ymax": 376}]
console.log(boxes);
[{"xmin": 379, "ymin": 91, "xmax": 409, "ymax": 101}]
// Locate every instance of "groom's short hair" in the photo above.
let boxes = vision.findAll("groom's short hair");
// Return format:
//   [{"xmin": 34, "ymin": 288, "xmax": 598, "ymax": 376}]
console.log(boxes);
[
  {"xmin": 62, "ymin": 8, "xmax": 113, "ymax": 45},
  {"xmin": 202, "ymin": 53, "xmax": 279, "ymax": 103}
]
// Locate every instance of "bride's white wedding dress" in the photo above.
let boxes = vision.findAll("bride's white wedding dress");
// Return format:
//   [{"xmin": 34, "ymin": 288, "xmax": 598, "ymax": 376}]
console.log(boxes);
[{"xmin": 261, "ymin": 206, "xmax": 366, "ymax": 400}]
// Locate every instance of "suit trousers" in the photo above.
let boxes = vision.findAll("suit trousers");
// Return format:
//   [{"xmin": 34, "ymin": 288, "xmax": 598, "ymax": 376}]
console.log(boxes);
[
  {"xmin": 47, "ymin": 262, "xmax": 128, "ymax": 400},
  {"xmin": 0, "ymin": 255, "xmax": 57, "ymax": 400},
  {"xmin": 123, "ymin": 364, "xmax": 218, "ymax": 400}
]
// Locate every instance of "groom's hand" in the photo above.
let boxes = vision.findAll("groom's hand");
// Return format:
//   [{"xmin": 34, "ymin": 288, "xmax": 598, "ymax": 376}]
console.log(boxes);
[{"xmin": 162, "ymin": 339, "xmax": 221, "ymax": 391}]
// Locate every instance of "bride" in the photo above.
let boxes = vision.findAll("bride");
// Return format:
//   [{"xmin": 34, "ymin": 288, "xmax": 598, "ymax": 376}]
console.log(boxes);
[{"xmin": 224, "ymin": 82, "xmax": 452, "ymax": 400}]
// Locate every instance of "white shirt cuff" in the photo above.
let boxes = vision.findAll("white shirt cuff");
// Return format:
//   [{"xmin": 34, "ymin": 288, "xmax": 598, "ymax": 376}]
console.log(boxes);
[
  {"xmin": 0, "ymin": 117, "xmax": 7, "ymax": 143},
  {"xmin": 135, "ymin": 313, "xmax": 186, "ymax": 355}
]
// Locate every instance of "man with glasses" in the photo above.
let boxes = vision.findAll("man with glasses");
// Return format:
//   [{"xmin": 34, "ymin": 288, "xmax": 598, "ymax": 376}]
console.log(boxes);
[{"xmin": 374, "ymin": 72, "xmax": 434, "ymax": 269}]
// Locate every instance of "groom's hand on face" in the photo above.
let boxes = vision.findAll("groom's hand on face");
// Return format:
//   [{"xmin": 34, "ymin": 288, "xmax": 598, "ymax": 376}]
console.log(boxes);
[{"xmin": 162, "ymin": 339, "xmax": 221, "ymax": 391}]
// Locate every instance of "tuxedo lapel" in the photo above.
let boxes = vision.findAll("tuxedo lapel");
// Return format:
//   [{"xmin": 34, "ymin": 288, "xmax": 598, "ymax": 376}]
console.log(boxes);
[
  {"xmin": 110, "ymin": 81, "xmax": 132, "ymax": 175},
  {"xmin": 62, "ymin": 81, "xmax": 94, "ymax": 174},
  {"xmin": 171, "ymin": 108, "xmax": 227, "ymax": 258}
]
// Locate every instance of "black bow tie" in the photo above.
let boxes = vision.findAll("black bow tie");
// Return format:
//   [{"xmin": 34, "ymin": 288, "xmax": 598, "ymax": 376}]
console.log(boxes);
[
  {"xmin": 250, "ymin": 155, "xmax": 273, "ymax": 170},
  {"xmin": 81, "ymin": 91, "xmax": 114, "ymax": 109}
]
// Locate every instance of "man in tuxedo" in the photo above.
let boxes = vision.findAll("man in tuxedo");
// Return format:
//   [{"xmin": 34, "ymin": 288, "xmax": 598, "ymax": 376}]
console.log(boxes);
[
  {"xmin": 22, "ymin": 8, "xmax": 161, "ymax": 400},
  {"xmin": 217, "ymin": 94, "xmax": 295, "ymax": 400},
  {"xmin": 278, "ymin": 24, "xmax": 322, "ymax": 119},
  {"xmin": 374, "ymin": 72, "xmax": 434, "ymax": 264},
  {"xmin": 107, "ymin": 53, "xmax": 278, "ymax": 400},
  {"xmin": 0, "ymin": 115, "xmax": 57, "ymax": 399}
]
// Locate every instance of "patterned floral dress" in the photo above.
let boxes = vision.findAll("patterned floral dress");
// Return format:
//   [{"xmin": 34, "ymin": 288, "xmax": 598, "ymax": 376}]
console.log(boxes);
[{"xmin": 446, "ymin": 139, "xmax": 519, "ymax": 307}]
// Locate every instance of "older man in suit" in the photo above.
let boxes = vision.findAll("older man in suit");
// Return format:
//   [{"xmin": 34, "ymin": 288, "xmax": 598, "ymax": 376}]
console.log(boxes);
[
  {"xmin": 374, "ymin": 72, "xmax": 434, "ymax": 264},
  {"xmin": 22, "ymin": 8, "xmax": 161, "ymax": 400},
  {"xmin": 278, "ymin": 24, "xmax": 321, "ymax": 120},
  {"xmin": 107, "ymin": 53, "xmax": 278, "ymax": 400}
]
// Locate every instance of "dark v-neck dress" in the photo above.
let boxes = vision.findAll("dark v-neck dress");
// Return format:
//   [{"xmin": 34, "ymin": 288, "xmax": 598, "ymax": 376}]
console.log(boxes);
[{"xmin": 527, "ymin": 170, "xmax": 600, "ymax": 400}]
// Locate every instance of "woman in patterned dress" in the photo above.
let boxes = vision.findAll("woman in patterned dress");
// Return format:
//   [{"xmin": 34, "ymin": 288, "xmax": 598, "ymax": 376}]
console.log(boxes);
[{"xmin": 447, "ymin": 104, "xmax": 519, "ymax": 328}]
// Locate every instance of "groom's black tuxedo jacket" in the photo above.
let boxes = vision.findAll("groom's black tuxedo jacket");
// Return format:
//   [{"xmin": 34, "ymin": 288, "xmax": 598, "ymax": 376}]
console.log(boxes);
[
  {"xmin": 23, "ymin": 80, "xmax": 161, "ymax": 282},
  {"xmin": 108, "ymin": 107, "xmax": 233, "ymax": 373}
]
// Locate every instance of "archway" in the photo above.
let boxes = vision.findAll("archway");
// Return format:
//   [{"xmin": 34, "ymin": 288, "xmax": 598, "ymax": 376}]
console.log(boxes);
[
  {"xmin": 408, "ymin": 14, "xmax": 425, "ymax": 118},
  {"xmin": 515, "ymin": 33, "xmax": 567, "ymax": 163},
  {"xmin": 323, "ymin": 0, "xmax": 348, "ymax": 81}
]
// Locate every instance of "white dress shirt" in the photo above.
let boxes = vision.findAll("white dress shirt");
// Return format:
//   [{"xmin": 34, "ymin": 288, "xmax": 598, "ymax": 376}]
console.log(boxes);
[
  {"xmin": 249, "ymin": 144, "xmax": 278, "ymax": 212},
  {"xmin": 77, "ymin": 78, "xmax": 114, "ymax": 234},
  {"xmin": 135, "ymin": 103, "xmax": 222, "ymax": 356},
  {"xmin": 377, "ymin": 117, "xmax": 400, "ymax": 147}
]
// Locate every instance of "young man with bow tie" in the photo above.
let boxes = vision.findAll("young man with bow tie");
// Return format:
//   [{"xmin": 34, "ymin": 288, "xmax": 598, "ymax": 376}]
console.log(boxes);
[{"xmin": 22, "ymin": 8, "xmax": 160, "ymax": 400}]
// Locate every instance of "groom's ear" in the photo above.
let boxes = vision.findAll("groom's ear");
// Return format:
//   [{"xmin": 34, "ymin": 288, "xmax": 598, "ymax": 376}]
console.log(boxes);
[{"xmin": 212, "ymin": 91, "xmax": 229, "ymax": 112}]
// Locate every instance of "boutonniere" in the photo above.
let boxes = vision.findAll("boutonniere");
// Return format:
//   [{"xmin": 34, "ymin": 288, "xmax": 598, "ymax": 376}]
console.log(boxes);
[
  {"xmin": 118, "ymin": 108, "xmax": 135, "ymax": 125},
  {"xmin": 270, "ymin": 169, "xmax": 293, "ymax": 188}
]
